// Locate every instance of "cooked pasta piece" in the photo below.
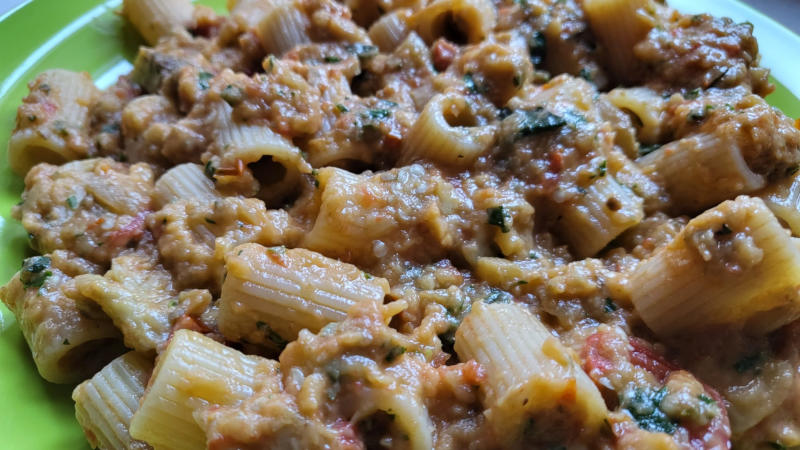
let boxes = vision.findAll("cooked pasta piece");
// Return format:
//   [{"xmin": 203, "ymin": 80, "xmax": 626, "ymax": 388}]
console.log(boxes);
[
  {"xmin": 401, "ymin": 92, "xmax": 496, "ymax": 167},
  {"xmin": 368, "ymin": 9, "xmax": 412, "ymax": 52},
  {"xmin": 557, "ymin": 175, "xmax": 644, "ymax": 257},
  {"xmin": 0, "ymin": 251, "xmax": 123, "ymax": 383},
  {"xmin": 606, "ymin": 87, "xmax": 667, "ymax": 144},
  {"xmin": 73, "ymin": 352, "xmax": 154, "ymax": 450},
  {"xmin": 411, "ymin": 0, "xmax": 496, "ymax": 45},
  {"xmin": 254, "ymin": 0, "xmax": 311, "ymax": 56},
  {"xmin": 210, "ymin": 102, "xmax": 311, "ymax": 204},
  {"xmin": 583, "ymin": 0, "xmax": 658, "ymax": 82},
  {"xmin": 129, "ymin": 329, "xmax": 277, "ymax": 450},
  {"xmin": 357, "ymin": 387, "xmax": 434, "ymax": 450},
  {"xmin": 638, "ymin": 133, "xmax": 766, "ymax": 213},
  {"xmin": 75, "ymin": 251, "xmax": 177, "ymax": 352},
  {"xmin": 122, "ymin": 0, "xmax": 195, "ymax": 45},
  {"xmin": 228, "ymin": 0, "xmax": 274, "ymax": 30},
  {"xmin": 757, "ymin": 172, "xmax": 800, "ymax": 236},
  {"xmin": 455, "ymin": 302, "xmax": 608, "ymax": 447},
  {"xmin": 218, "ymin": 243, "xmax": 389, "ymax": 347},
  {"xmin": 630, "ymin": 196, "xmax": 800, "ymax": 337},
  {"xmin": 153, "ymin": 163, "xmax": 220, "ymax": 207},
  {"xmin": 8, "ymin": 70, "xmax": 100, "ymax": 175}
]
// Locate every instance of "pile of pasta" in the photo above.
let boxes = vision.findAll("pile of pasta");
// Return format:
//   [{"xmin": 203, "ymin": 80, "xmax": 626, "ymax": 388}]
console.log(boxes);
[{"xmin": 4, "ymin": 0, "xmax": 800, "ymax": 448}]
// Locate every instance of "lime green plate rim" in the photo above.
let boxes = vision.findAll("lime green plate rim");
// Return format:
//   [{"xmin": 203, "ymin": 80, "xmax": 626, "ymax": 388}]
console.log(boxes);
[{"xmin": 0, "ymin": 0, "xmax": 798, "ymax": 448}]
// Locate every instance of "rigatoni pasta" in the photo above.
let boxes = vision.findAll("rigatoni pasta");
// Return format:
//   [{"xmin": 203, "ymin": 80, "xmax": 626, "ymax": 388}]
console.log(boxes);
[
  {"xmin": 73, "ymin": 352, "xmax": 154, "ymax": 450},
  {"xmin": 401, "ymin": 92, "xmax": 496, "ymax": 167},
  {"xmin": 218, "ymin": 243, "xmax": 389, "ymax": 346},
  {"xmin": 129, "ymin": 329, "xmax": 275, "ymax": 450},
  {"xmin": 122, "ymin": 0, "xmax": 195, "ymax": 45},
  {"xmin": 8, "ymin": 70, "xmax": 100, "ymax": 175},
  {"xmin": 630, "ymin": 196, "xmax": 800, "ymax": 336},
  {"xmin": 455, "ymin": 302, "xmax": 608, "ymax": 447}
]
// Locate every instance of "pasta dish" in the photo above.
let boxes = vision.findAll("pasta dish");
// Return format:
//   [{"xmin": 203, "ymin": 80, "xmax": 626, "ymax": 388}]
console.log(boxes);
[{"xmin": 3, "ymin": 0, "xmax": 800, "ymax": 448}]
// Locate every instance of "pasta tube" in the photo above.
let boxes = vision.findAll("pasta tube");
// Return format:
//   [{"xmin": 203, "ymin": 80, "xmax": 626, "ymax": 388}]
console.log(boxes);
[
  {"xmin": 411, "ymin": 0, "xmax": 496, "ymax": 44},
  {"xmin": 368, "ymin": 9, "xmax": 412, "ymax": 52},
  {"xmin": 9, "ymin": 70, "xmax": 100, "ymax": 175},
  {"xmin": 557, "ymin": 175, "xmax": 644, "ymax": 258},
  {"xmin": 455, "ymin": 302, "xmax": 608, "ymax": 446},
  {"xmin": 401, "ymin": 92, "xmax": 496, "ymax": 167},
  {"xmin": 638, "ymin": 133, "xmax": 766, "ymax": 214},
  {"xmin": 73, "ymin": 352, "xmax": 154, "ymax": 450},
  {"xmin": 122, "ymin": 0, "xmax": 195, "ymax": 45},
  {"xmin": 129, "ymin": 329, "xmax": 276, "ymax": 450},
  {"xmin": 254, "ymin": 0, "xmax": 311, "ymax": 56},
  {"xmin": 153, "ymin": 163, "xmax": 220, "ymax": 207},
  {"xmin": 630, "ymin": 196, "xmax": 800, "ymax": 336},
  {"xmin": 0, "ymin": 251, "xmax": 124, "ymax": 384},
  {"xmin": 583, "ymin": 0, "xmax": 658, "ymax": 82},
  {"xmin": 218, "ymin": 243, "xmax": 389, "ymax": 347},
  {"xmin": 758, "ymin": 172, "xmax": 800, "ymax": 236}
]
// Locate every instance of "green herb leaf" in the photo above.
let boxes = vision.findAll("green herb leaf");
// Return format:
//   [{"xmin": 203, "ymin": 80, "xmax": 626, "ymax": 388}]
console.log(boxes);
[
  {"xmin": 323, "ymin": 55, "xmax": 341, "ymax": 63},
  {"xmin": 204, "ymin": 160, "xmax": 216, "ymax": 178},
  {"xmin": 639, "ymin": 144, "xmax": 661, "ymax": 157},
  {"xmin": 385, "ymin": 345, "xmax": 406, "ymax": 362},
  {"xmin": 484, "ymin": 288, "xmax": 512, "ymax": 304},
  {"xmin": 345, "ymin": 43, "xmax": 379, "ymax": 59},
  {"xmin": 685, "ymin": 88, "xmax": 701, "ymax": 99},
  {"xmin": 515, "ymin": 107, "xmax": 567, "ymax": 139},
  {"xmin": 464, "ymin": 72, "xmax": 486, "ymax": 94},
  {"xmin": 20, "ymin": 256, "xmax": 53, "ymax": 289},
  {"xmin": 487, "ymin": 206, "xmax": 511, "ymax": 233},
  {"xmin": 697, "ymin": 394, "xmax": 714, "ymax": 405},
  {"xmin": 367, "ymin": 109, "xmax": 390, "ymax": 119},
  {"xmin": 66, "ymin": 195, "xmax": 78, "ymax": 209},
  {"xmin": 621, "ymin": 387, "xmax": 676, "ymax": 434},
  {"xmin": 604, "ymin": 298, "xmax": 618, "ymax": 313},
  {"xmin": 590, "ymin": 160, "xmax": 607, "ymax": 179},
  {"xmin": 527, "ymin": 31, "xmax": 546, "ymax": 65},
  {"xmin": 198, "ymin": 71, "xmax": 213, "ymax": 90},
  {"xmin": 335, "ymin": 103, "xmax": 349, "ymax": 113}
]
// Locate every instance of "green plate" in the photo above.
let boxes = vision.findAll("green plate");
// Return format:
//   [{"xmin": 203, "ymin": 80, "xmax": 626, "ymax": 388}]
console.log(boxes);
[{"xmin": 0, "ymin": 0, "xmax": 798, "ymax": 448}]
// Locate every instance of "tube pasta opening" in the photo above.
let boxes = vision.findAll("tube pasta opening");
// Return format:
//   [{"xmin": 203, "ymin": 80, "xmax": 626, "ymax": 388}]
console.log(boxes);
[
  {"xmin": 639, "ymin": 133, "xmax": 766, "ymax": 214},
  {"xmin": 401, "ymin": 92, "xmax": 496, "ymax": 167},
  {"xmin": 411, "ymin": 0, "xmax": 496, "ymax": 45}
]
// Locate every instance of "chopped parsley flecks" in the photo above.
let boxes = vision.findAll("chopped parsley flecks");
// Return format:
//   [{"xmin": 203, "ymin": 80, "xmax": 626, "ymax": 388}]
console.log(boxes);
[
  {"xmin": 484, "ymin": 288, "xmax": 513, "ymax": 304},
  {"xmin": 620, "ymin": 387, "xmax": 677, "ymax": 434},
  {"xmin": 487, "ymin": 206, "xmax": 511, "ymax": 233},
  {"xmin": 527, "ymin": 31, "xmax": 546, "ymax": 66},
  {"xmin": 515, "ymin": 107, "xmax": 567, "ymax": 140},
  {"xmin": 385, "ymin": 345, "xmax": 406, "ymax": 362},
  {"xmin": 198, "ymin": 71, "xmax": 213, "ymax": 90},
  {"xmin": 20, "ymin": 256, "xmax": 53, "ymax": 289}
]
